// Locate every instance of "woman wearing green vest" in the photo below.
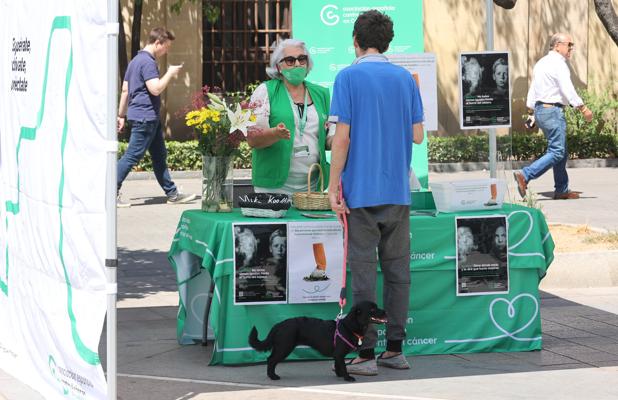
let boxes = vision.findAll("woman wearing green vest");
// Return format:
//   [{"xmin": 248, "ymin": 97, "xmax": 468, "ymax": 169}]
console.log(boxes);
[{"xmin": 248, "ymin": 39, "xmax": 332, "ymax": 194}]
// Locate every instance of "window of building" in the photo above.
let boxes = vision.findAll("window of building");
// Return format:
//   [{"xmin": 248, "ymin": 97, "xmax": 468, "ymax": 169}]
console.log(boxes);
[{"xmin": 203, "ymin": 0, "xmax": 291, "ymax": 92}]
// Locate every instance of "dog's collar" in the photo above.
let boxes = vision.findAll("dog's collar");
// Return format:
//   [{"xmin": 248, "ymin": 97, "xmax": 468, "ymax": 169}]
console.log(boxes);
[{"xmin": 334, "ymin": 319, "xmax": 363, "ymax": 350}]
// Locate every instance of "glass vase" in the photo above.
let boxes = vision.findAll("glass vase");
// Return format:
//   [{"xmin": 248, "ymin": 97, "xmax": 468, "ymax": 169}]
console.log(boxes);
[{"xmin": 201, "ymin": 155, "xmax": 234, "ymax": 212}]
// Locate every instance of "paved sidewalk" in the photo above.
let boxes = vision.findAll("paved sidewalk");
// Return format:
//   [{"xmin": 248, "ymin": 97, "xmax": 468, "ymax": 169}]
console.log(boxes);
[{"xmin": 2, "ymin": 167, "xmax": 617, "ymax": 400}]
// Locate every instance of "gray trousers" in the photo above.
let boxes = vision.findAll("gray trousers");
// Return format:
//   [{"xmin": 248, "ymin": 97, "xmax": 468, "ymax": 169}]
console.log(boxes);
[{"xmin": 347, "ymin": 205, "xmax": 410, "ymax": 349}]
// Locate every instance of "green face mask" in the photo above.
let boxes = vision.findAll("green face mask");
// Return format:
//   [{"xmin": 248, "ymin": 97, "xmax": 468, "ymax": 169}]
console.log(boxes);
[{"xmin": 280, "ymin": 67, "xmax": 307, "ymax": 86}]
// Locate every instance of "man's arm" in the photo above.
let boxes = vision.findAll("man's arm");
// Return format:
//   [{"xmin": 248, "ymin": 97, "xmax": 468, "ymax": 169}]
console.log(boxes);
[
  {"xmin": 413, "ymin": 122, "xmax": 424, "ymax": 145},
  {"xmin": 145, "ymin": 64, "xmax": 182, "ymax": 96},
  {"xmin": 327, "ymin": 122, "xmax": 351, "ymax": 216},
  {"xmin": 556, "ymin": 66, "xmax": 593, "ymax": 122},
  {"xmin": 117, "ymin": 80, "xmax": 129, "ymax": 132}
]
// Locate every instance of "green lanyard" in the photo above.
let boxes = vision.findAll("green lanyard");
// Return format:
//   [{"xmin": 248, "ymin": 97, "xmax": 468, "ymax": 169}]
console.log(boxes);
[{"xmin": 286, "ymin": 88, "xmax": 308, "ymax": 137}]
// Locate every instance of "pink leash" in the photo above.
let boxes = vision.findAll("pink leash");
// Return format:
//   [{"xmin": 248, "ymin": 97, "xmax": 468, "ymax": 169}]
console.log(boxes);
[{"xmin": 337, "ymin": 178, "xmax": 348, "ymax": 317}]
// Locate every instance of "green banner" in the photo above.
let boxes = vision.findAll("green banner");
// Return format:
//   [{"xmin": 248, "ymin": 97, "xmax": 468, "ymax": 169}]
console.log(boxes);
[
  {"xmin": 169, "ymin": 204, "xmax": 554, "ymax": 365},
  {"xmin": 292, "ymin": 0, "xmax": 428, "ymax": 188}
]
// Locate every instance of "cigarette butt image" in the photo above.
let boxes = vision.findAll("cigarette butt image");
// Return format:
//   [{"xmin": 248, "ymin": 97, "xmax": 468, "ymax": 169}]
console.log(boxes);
[
  {"xmin": 304, "ymin": 243, "xmax": 329, "ymax": 281},
  {"xmin": 313, "ymin": 243, "xmax": 327, "ymax": 271}
]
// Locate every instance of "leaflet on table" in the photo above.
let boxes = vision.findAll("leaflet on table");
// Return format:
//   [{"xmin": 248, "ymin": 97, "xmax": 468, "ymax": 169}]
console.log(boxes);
[
  {"xmin": 455, "ymin": 215, "xmax": 509, "ymax": 296},
  {"xmin": 233, "ymin": 222, "xmax": 288, "ymax": 305},
  {"xmin": 287, "ymin": 221, "xmax": 344, "ymax": 304}
]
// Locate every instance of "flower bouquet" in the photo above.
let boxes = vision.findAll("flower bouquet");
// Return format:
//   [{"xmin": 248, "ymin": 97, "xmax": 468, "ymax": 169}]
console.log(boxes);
[{"xmin": 184, "ymin": 86, "xmax": 257, "ymax": 212}]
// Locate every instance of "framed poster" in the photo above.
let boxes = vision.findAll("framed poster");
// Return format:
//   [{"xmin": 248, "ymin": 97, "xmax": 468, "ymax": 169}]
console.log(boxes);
[
  {"xmin": 456, "ymin": 215, "xmax": 509, "ymax": 296},
  {"xmin": 233, "ymin": 222, "xmax": 288, "ymax": 305},
  {"xmin": 287, "ymin": 221, "xmax": 344, "ymax": 304},
  {"xmin": 459, "ymin": 51, "xmax": 511, "ymax": 129},
  {"xmin": 387, "ymin": 52, "xmax": 438, "ymax": 132}
]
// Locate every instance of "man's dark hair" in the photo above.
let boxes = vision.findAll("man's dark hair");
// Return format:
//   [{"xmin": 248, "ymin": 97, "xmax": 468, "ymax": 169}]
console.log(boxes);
[
  {"xmin": 148, "ymin": 27, "xmax": 175, "ymax": 44},
  {"xmin": 352, "ymin": 10, "xmax": 394, "ymax": 53}
]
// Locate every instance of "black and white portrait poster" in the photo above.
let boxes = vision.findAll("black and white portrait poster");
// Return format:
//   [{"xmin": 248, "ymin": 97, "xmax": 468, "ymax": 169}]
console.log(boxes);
[
  {"xmin": 459, "ymin": 51, "xmax": 511, "ymax": 129},
  {"xmin": 287, "ymin": 221, "xmax": 344, "ymax": 304},
  {"xmin": 455, "ymin": 215, "xmax": 509, "ymax": 296},
  {"xmin": 233, "ymin": 222, "xmax": 287, "ymax": 305}
]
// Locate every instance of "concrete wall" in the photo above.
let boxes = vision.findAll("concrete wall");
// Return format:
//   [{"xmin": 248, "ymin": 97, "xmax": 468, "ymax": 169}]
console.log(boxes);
[{"xmin": 120, "ymin": 0, "xmax": 618, "ymax": 138}]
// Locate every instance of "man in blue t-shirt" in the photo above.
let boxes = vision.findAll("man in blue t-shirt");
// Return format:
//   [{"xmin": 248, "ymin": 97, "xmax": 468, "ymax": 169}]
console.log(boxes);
[
  {"xmin": 116, "ymin": 27, "xmax": 196, "ymax": 207},
  {"xmin": 328, "ymin": 10, "xmax": 424, "ymax": 376}
]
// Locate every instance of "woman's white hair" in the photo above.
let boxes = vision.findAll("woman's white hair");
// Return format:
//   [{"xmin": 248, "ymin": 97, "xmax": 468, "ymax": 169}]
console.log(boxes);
[{"xmin": 265, "ymin": 38, "xmax": 313, "ymax": 80}]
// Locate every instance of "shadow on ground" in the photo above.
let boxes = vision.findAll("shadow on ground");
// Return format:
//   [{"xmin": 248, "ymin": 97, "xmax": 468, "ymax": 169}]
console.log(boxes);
[
  {"xmin": 117, "ymin": 247, "xmax": 177, "ymax": 301},
  {"xmin": 101, "ymin": 255, "xmax": 618, "ymax": 399}
]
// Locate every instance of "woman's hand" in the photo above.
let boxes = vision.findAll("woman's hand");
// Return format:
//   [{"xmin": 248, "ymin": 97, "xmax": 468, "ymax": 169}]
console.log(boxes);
[
  {"xmin": 247, "ymin": 122, "xmax": 290, "ymax": 148},
  {"xmin": 273, "ymin": 122, "xmax": 290, "ymax": 140}
]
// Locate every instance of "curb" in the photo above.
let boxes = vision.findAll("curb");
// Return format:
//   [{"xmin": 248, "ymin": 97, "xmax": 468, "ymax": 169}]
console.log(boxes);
[
  {"xmin": 540, "ymin": 250, "xmax": 618, "ymax": 289},
  {"xmin": 125, "ymin": 158, "xmax": 618, "ymax": 180},
  {"xmin": 427, "ymin": 157, "xmax": 618, "ymax": 173}
]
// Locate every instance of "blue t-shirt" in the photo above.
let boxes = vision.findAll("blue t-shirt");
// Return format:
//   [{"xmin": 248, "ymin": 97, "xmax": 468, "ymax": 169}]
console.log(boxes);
[
  {"xmin": 330, "ymin": 59, "xmax": 424, "ymax": 208},
  {"xmin": 124, "ymin": 50, "xmax": 161, "ymax": 121}
]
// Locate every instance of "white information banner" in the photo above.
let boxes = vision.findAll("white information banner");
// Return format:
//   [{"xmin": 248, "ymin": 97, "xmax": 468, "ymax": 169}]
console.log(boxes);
[
  {"xmin": 387, "ymin": 53, "xmax": 438, "ymax": 131},
  {"xmin": 0, "ymin": 1, "xmax": 108, "ymax": 399},
  {"xmin": 288, "ymin": 221, "xmax": 344, "ymax": 304}
]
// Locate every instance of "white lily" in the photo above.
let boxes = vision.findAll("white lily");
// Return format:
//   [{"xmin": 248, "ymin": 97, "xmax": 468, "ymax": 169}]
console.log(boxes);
[
  {"xmin": 227, "ymin": 103, "xmax": 256, "ymax": 137},
  {"xmin": 206, "ymin": 92, "xmax": 226, "ymax": 112}
]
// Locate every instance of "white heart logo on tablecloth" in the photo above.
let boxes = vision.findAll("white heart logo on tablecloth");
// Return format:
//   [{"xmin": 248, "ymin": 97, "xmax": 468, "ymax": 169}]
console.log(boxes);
[{"xmin": 489, "ymin": 293, "xmax": 539, "ymax": 339}]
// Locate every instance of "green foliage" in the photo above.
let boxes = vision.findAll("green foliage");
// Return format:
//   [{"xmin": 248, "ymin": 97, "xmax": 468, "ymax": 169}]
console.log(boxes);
[
  {"xmin": 120, "ymin": 89, "xmax": 616, "ymax": 171},
  {"xmin": 170, "ymin": 0, "xmax": 220, "ymax": 24},
  {"xmin": 523, "ymin": 190, "xmax": 543, "ymax": 211},
  {"xmin": 564, "ymin": 89, "xmax": 618, "ymax": 159},
  {"xmin": 118, "ymin": 140, "xmax": 252, "ymax": 171}
]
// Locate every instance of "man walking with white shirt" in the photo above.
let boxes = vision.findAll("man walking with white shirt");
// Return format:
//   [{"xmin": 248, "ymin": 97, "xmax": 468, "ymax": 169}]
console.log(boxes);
[{"xmin": 514, "ymin": 33, "xmax": 593, "ymax": 200}]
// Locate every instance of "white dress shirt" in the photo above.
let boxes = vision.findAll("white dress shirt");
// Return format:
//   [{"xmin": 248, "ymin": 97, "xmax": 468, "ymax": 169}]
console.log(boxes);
[{"xmin": 526, "ymin": 50, "xmax": 584, "ymax": 110}]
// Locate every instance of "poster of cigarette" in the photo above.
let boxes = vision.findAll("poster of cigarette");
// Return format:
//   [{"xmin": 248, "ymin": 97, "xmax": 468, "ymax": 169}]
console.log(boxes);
[
  {"xmin": 233, "ymin": 222, "xmax": 288, "ymax": 305},
  {"xmin": 287, "ymin": 221, "xmax": 344, "ymax": 304},
  {"xmin": 456, "ymin": 215, "xmax": 509, "ymax": 296},
  {"xmin": 387, "ymin": 52, "xmax": 438, "ymax": 131},
  {"xmin": 459, "ymin": 51, "xmax": 511, "ymax": 129}
]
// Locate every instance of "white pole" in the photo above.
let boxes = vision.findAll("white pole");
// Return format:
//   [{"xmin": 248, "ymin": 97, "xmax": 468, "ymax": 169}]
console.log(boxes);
[
  {"xmin": 487, "ymin": 0, "xmax": 497, "ymax": 179},
  {"xmin": 106, "ymin": 0, "xmax": 119, "ymax": 399}
]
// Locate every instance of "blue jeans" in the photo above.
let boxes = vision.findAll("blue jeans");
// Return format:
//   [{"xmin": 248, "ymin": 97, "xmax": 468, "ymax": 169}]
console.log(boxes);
[
  {"xmin": 522, "ymin": 105, "xmax": 569, "ymax": 194},
  {"xmin": 117, "ymin": 119, "xmax": 177, "ymax": 197}
]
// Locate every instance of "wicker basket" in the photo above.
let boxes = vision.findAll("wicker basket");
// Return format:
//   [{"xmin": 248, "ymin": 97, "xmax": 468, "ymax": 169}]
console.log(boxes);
[{"xmin": 293, "ymin": 163, "xmax": 331, "ymax": 211}]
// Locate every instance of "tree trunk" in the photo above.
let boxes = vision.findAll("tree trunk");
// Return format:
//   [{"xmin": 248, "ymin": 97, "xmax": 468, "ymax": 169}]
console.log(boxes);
[
  {"xmin": 118, "ymin": 2, "xmax": 128, "ymax": 83},
  {"xmin": 130, "ymin": 0, "xmax": 143, "ymax": 58},
  {"xmin": 594, "ymin": 0, "xmax": 618, "ymax": 46}
]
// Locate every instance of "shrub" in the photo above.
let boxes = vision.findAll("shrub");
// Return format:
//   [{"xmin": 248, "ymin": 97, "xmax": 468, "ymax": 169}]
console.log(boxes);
[
  {"xmin": 119, "ymin": 89, "xmax": 617, "ymax": 170},
  {"xmin": 118, "ymin": 140, "xmax": 253, "ymax": 171}
]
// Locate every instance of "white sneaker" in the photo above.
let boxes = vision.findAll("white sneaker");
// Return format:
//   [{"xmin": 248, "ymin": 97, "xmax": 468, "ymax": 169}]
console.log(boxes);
[
  {"xmin": 116, "ymin": 194, "xmax": 131, "ymax": 208},
  {"xmin": 167, "ymin": 192, "xmax": 197, "ymax": 205},
  {"xmin": 377, "ymin": 352, "xmax": 410, "ymax": 369}
]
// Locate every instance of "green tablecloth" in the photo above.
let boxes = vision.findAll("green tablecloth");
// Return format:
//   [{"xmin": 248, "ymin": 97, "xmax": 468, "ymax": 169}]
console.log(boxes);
[{"xmin": 168, "ymin": 204, "xmax": 554, "ymax": 365}]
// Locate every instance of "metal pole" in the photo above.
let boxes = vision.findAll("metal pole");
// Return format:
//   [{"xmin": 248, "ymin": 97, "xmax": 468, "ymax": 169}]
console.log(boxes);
[
  {"xmin": 106, "ymin": 0, "xmax": 119, "ymax": 398},
  {"xmin": 487, "ymin": 0, "xmax": 497, "ymax": 178}
]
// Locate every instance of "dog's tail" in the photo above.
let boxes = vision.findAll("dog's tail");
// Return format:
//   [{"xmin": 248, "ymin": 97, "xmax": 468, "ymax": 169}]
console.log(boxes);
[{"xmin": 248, "ymin": 326, "xmax": 273, "ymax": 352}]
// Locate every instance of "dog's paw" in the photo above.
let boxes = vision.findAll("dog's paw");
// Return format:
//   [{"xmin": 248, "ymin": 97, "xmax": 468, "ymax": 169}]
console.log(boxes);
[
  {"xmin": 268, "ymin": 373, "xmax": 281, "ymax": 380},
  {"xmin": 344, "ymin": 375, "xmax": 356, "ymax": 382}
]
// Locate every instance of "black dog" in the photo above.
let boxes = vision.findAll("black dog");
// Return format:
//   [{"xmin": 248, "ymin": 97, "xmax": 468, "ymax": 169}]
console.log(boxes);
[{"xmin": 248, "ymin": 301, "xmax": 387, "ymax": 382}]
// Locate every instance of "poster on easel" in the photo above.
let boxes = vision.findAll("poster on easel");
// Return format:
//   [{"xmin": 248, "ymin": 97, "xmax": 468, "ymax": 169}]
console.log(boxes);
[
  {"xmin": 233, "ymin": 223, "xmax": 288, "ymax": 305},
  {"xmin": 287, "ymin": 221, "xmax": 344, "ymax": 304},
  {"xmin": 456, "ymin": 215, "xmax": 509, "ymax": 296},
  {"xmin": 459, "ymin": 51, "xmax": 511, "ymax": 129}
]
